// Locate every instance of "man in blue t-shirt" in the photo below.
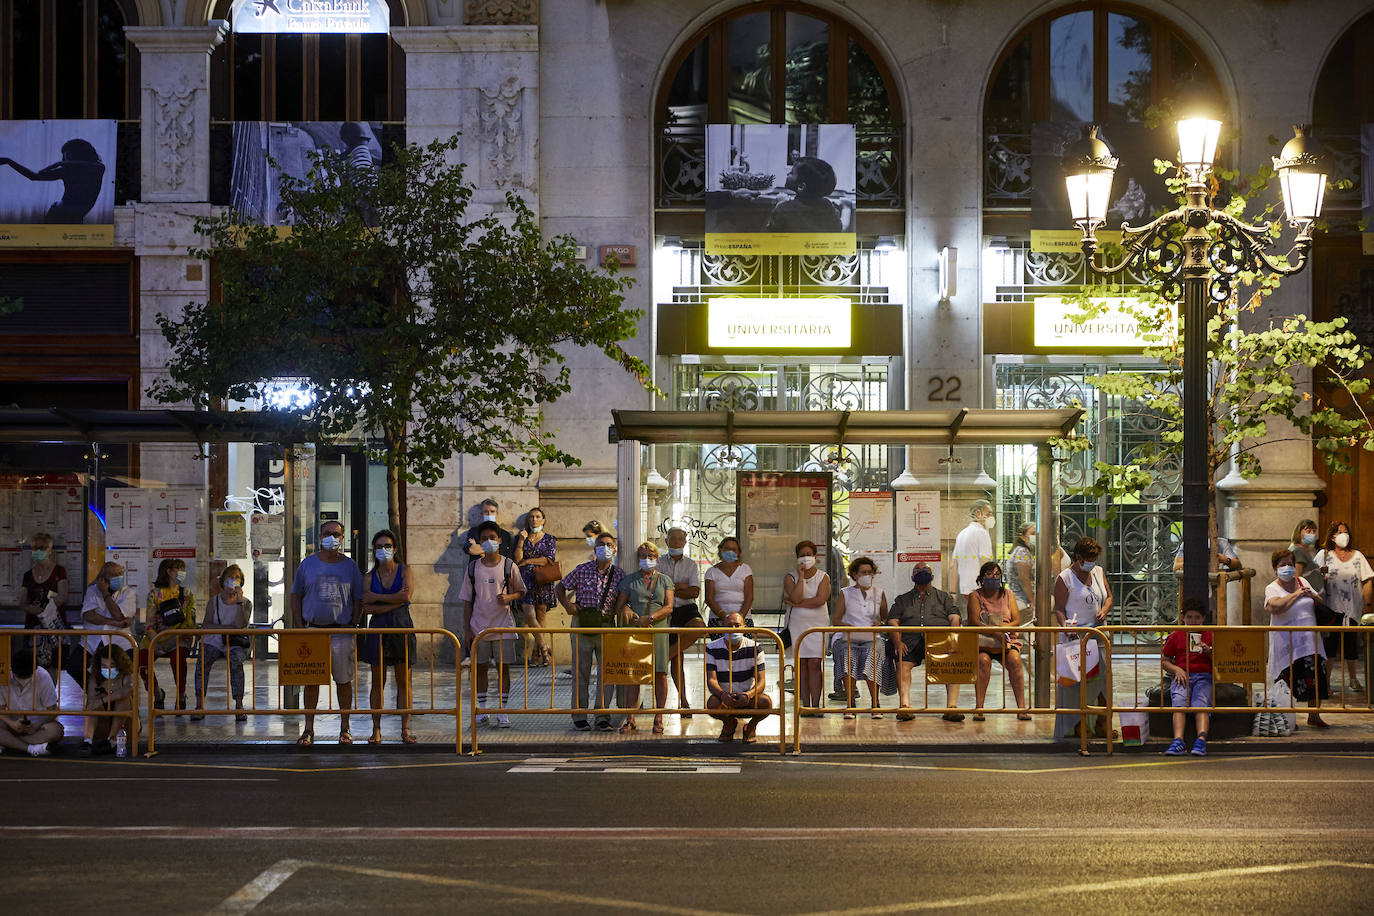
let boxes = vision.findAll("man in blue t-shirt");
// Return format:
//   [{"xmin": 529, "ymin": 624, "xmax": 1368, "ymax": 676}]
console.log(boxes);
[{"xmin": 290, "ymin": 519, "xmax": 364, "ymax": 746}]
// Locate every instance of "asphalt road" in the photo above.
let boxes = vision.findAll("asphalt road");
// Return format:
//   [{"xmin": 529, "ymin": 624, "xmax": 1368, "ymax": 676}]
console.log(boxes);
[{"xmin": 2, "ymin": 748, "xmax": 1372, "ymax": 914}]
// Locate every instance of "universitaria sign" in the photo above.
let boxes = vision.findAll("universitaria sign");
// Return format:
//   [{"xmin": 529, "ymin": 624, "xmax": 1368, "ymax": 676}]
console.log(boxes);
[
  {"xmin": 232, "ymin": 0, "xmax": 391, "ymax": 34},
  {"xmin": 707, "ymin": 297, "xmax": 852, "ymax": 350}
]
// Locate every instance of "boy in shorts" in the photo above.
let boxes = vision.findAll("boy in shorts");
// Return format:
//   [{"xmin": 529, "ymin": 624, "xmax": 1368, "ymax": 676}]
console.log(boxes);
[{"xmin": 1161, "ymin": 597, "xmax": 1212, "ymax": 756}]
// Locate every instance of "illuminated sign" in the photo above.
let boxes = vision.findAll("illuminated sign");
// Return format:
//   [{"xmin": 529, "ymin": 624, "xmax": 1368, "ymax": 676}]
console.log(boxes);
[
  {"xmin": 707, "ymin": 297, "xmax": 852, "ymax": 349},
  {"xmin": 1033, "ymin": 297, "xmax": 1176, "ymax": 349},
  {"xmin": 232, "ymin": 0, "xmax": 391, "ymax": 34}
]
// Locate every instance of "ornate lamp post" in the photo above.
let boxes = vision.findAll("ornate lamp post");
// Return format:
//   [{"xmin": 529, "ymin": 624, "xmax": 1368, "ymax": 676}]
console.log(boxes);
[{"xmin": 1063, "ymin": 121, "xmax": 1328, "ymax": 612}]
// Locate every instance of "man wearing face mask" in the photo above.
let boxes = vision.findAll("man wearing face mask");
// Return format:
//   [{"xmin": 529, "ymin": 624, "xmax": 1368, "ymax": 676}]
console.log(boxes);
[
  {"xmin": 952, "ymin": 499, "xmax": 996, "ymax": 598},
  {"xmin": 0, "ymin": 645, "xmax": 64, "ymax": 756},
  {"xmin": 887, "ymin": 561, "xmax": 963, "ymax": 722},
  {"xmin": 704, "ymin": 612, "xmax": 771, "ymax": 743},
  {"xmin": 290, "ymin": 520, "xmax": 365, "ymax": 746},
  {"xmin": 72, "ymin": 562, "xmax": 135, "ymax": 681},
  {"xmin": 557, "ymin": 532, "xmax": 625, "ymax": 731},
  {"xmin": 459, "ymin": 498, "xmax": 514, "ymax": 560},
  {"xmin": 459, "ymin": 521, "xmax": 527, "ymax": 727},
  {"xmin": 658, "ymin": 527, "xmax": 704, "ymax": 715}
]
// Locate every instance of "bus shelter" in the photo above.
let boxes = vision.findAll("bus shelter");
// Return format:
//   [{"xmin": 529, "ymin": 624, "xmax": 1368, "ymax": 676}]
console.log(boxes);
[{"xmin": 611, "ymin": 408, "xmax": 1084, "ymax": 705}]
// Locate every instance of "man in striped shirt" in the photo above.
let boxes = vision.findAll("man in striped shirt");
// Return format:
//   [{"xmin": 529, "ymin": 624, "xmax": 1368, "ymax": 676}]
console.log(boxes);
[{"xmin": 705, "ymin": 612, "xmax": 771, "ymax": 743}]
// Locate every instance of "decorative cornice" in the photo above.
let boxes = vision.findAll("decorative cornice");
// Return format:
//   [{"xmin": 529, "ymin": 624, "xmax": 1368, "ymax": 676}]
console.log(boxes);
[
  {"xmin": 464, "ymin": 0, "xmax": 536, "ymax": 26},
  {"xmin": 390, "ymin": 25, "xmax": 537, "ymax": 54},
  {"xmin": 124, "ymin": 22, "xmax": 228, "ymax": 54}
]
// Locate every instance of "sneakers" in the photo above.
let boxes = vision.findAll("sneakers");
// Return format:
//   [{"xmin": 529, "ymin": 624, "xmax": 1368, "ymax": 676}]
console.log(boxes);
[
  {"xmin": 475, "ymin": 712, "xmax": 489, "ymax": 726},
  {"xmin": 27, "ymin": 743, "xmax": 50, "ymax": 757},
  {"xmin": 595, "ymin": 719, "xmax": 614, "ymax": 731},
  {"xmin": 497, "ymin": 714, "xmax": 512, "ymax": 729},
  {"xmin": 572, "ymin": 720, "xmax": 591, "ymax": 731},
  {"xmin": 1164, "ymin": 738, "xmax": 1186, "ymax": 756},
  {"xmin": 79, "ymin": 741, "xmax": 93, "ymax": 757},
  {"xmin": 1190, "ymin": 735, "xmax": 1207, "ymax": 757}
]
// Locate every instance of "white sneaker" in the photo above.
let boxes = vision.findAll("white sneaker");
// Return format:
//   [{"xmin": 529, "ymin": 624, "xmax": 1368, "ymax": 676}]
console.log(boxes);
[
  {"xmin": 475, "ymin": 712, "xmax": 489, "ymax": 725},
  {"xmin": 497, "ymin": 714, "xmax": 512, "ymax": 728},
  {"xmin": 28, "ymin": 743, "xmax": 50, "ymax": 757}
]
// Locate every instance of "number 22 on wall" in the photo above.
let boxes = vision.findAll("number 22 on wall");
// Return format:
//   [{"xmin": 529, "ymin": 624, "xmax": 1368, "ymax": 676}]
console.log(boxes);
[{"xmin": 927, "ymin": 375, "xmax": 963, "ymax": 402}]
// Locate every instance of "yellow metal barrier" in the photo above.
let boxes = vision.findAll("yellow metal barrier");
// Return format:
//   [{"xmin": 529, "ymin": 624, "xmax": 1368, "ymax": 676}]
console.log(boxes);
[
  {"xmin": 0, "ymin": 630, "xmax": 142, "ymax": 756},
  {"xmin": 791, "ymin": 625, "xmax": 1114, "ymax": 756},
  {"xmin": 143, "ymin": 627, "xmax": 464, "ymax": 755},
  {"xmin": 466, "ymin": 626, "xmax": 789, "ymax": 756}
]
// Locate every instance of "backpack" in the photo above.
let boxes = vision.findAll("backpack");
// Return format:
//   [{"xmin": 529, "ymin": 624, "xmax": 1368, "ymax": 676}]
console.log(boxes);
[{"xmin": 467, "ymin": 556, "xmax": 517, "ymax": 619}]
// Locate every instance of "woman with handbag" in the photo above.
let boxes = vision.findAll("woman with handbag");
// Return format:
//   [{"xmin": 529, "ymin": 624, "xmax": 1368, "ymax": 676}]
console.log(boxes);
[
  {"xmin": 361, "ymin": 529, "xmax": 418, "ymax": 745},
  {"xmin": 1052, "ymin": 537, "xmax": 1111, "ymax": 742},
  {"xmin": 514, "ymin": 507, "xmax": 558, "ymax": 667},
  {"xmin": 831, "ymin": 556, "xmax": 889, "ymax": 719},
  {"xmin": 612, "ymin": 541, "xmax": 675, "ymax": 734},
  {"xmin": 1264, "ymin": 548, "xmax": 1330, "ymax": 727},
  {"xmin": 190, "ymin": 565, "xmax": 252, "ymax": 722},
  {"xmin": 783, "ymin": 540, "xmax": 831, "ymax": 715},
  {"xmin": 1312, "ymin": 521, "xmax": 1371, "ymax": 696},
  {"xmin": 967, "ymin": 561, "xmax": 1031, "ymax": 721},
  {"xmin": 140, "ymin": 558, "xmax": 197, "ymax": 710}
]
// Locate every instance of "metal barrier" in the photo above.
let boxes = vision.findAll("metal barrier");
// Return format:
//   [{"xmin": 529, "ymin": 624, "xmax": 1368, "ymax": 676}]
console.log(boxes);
[
  {"xmin": 0, "ymin": 629, "xmax": 142, "ymax": 756},
  {"xmin": 791, "ymin": 625, "xmax": 1115, "ymax": 756},
  {"xmin": 466, "ymin": 626, "xmax": 789, "ymax": 755},
  {"xmin": 143, "ymin": 627, "xmax": 464, "ymax": 755},
  {"xmin": 1173, "ymin": 568, "xmax": 1257, "ymax": 624}
]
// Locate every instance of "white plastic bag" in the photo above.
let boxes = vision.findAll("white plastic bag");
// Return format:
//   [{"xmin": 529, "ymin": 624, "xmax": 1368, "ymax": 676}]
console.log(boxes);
[
  {"xmin": 1252, "ymin": 680, "xmax": 1296, "ymax": 737},
  {"xmin": 1055, "ymin": 638, "xmax": 1101, "ymax": 686}
]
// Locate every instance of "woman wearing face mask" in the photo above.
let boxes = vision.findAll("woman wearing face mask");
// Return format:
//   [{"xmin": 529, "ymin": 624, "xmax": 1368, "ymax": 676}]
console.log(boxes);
[
  {"xmin": 140, "ymin": 558, "xmax": 197, "ymax": 710},
  {"xmin": 1008, "ymin": 523, "xmax": 1036, "ymax": 615},
  {"xmin": 582, "ymin": 520, "xmax": 606, "ymax": 558},
  {"xmin": 1265, "ymin": 548, "xmax": 1329, "ymax": 727},
  {"xmin": 612, "ymin": 541, "xmax": 675, "ymax": 734},
  {"xmin": 514, "ymin": 507, "xmax": 557, "ymax": 667},
  {"xmin": 705, "ymin": 537, "xmax": 754, "ymax": 629},
  {"xmin": 968, "ymin": 562, "xmax": 1031, "ymax": 721},
  {"xmin": 783, "ymin": 540, "xmax": 831, "ymax": 713},
  {"xmin": 831, "ymin": 557, "xmax": 889, "ymax": 719},
  {"xmin": 1288, "ymin": 518, "xmax": 1322, "ymax": 590},
  {"xmin": 191, "ymin": 565, "xmax": 252, "ymax": 723},
  {"xmin": 1052, "ymin": 537, "xmax": 1111, "ymax": 741},
  {"xmin": 362, "ymin": 529, "xmax": 417, "ymax": 745},
  {"xmin": 1313, "ymin": 521, "xmax": 1371, "ymax": 695},
  {"xmin": 19, "ymin": 532, "xmax": 68, "ymax": 675},
  {"xmin": 81, "ymin": 642, "xmax": 136, "ymax": 756}
]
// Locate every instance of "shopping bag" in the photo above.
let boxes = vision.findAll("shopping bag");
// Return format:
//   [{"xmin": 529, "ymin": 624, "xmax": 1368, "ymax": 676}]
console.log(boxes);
[
  {"xmin": 1055, "ymin": 638, "xmax": 1101, "ymax": 686},
  {"xmin": 1253, "ymin": 680, "xmax": 1297, "ymax": 737},
  {"xmin": 1119, "ymin": 712, "xmax": 1149, "ymax": 747}
]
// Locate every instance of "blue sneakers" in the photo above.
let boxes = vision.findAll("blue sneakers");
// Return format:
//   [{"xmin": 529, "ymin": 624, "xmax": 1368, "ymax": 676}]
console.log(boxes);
[
  {"xmin": 1190, "ymin": 735, "xmax": 1207, "ymax": 756},
  {"xmin": 1164, "ymin": 738, "xmax": 1186, "ymax": 756}
]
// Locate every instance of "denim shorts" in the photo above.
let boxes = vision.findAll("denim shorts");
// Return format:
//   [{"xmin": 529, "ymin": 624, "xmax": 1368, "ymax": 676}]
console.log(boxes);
[{"xmin": 1169, "ymin": 671, "xmax": 1213, "ymax": 709}]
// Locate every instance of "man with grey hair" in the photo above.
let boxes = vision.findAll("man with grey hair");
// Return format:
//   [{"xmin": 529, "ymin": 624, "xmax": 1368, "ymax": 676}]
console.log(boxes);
[
  {"xmin": 658, "ymin": 527, "xmax": 704, "ymax": 714},
  {"xmin": 952, "ymin": 499, "xmax": 995, "ymax": 598}
]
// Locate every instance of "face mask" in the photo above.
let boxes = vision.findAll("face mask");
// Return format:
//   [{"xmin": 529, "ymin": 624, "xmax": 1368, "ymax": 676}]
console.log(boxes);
[
  {"xmin": 638, "ymin": 558, "xmax": 654, "ymax": 571},
  {"xmin": 1335, "ymin": 533, "xmax": 1351, "ymax": 549},
  {"xmin": 375, "ymin": 547, "xmax": 394, "ymax": 562},
  {"xmin": 668, "ymin": 547, "xmax": 684, "ymax": 558},
  {"xmin": 721, "ymin": 550, "xmax": 739, "ymax": 563},
  {"xmin": 530, "ymin": 525, "xmax": 543, "ymax": 533},
  {"xmin": 1026, "ymin": 536, "xmax": 1037, "ymax": 549},
  {"xmin": 727, "ymin": 632, "xmax": 744, "ymax": 648},
  {"xmin": 982, "ymin": 516, "xmax": 996, "ymax": 530},
  {"xmin": 1276, "ymin": 565, "xmax": 1296, "ymax": 582},
  {"xmin": 1079, "ymin": 560, "xmax": 1096, "ymax": 574},
  {"xmin": 31, "ymin": 549, "xmax": 48, "ymax": 562},
  {"xmin": 175, "ymin": 570, "xmax": 187, "ymax": 584},
  {"xmin": 109, "ymin": 576, "xmax": 124, "ymax": 591},
  {"xmin": 224, "ymin": 579, "xmax": 242, "ymax": 590},
  {"xmin": 101, "ymin": 666, "xmax": 120, "ymax": 679},
  {"xmin": 857, "ymin": 574, "xmax": 874, "ymax": 588},
  {"xmin": 586, "ymin": 536, "xmax": 596, "ymax": 547},
  {"xmin": 320, "ymin": 535, "xmax": 341, "ymax": 551},
  {"xmin": 483, "ymin": 513, "xmax": 497, "ymax": 523},
  {"xmin": 481, "ymin": 539, "xmax": 500, "ymax": 555},
  {"xmin": 982, "ymin": 577, "xmax": 1002, "ymax": 591},
  {"xmin": 913, "ymin": 569, "xmax": 934, "ymax": 586},
  {"xmin": 1302, "ymin": 532, "xmax": 1317, "ymax": 546},
  {"xmin": 595, "ymin": 545, "xmax": 615, "ymax": 561},
  {"xmin": 799, "ymin": 555, "xmax": 817, "ymax": 569}
]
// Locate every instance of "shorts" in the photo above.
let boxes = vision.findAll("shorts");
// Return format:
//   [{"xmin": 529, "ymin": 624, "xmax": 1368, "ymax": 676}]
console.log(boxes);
[
  {"xmin": 1169, "ymin": 671, "xmax": 1213, "ymax": 709},
  {"xmin": 1323, "ymin": 623, "xmax": 1364, "ymax": 661},
  {"xmin": 472, "ymin": 637, "xmax": 518, "ymax": 666},
  {"xmin": 329, "ymin": 634, "xmax": 358, "ymax": 685},
  {"xmin": 668, "ymin": 604, "xmax": 703, "ymax": 644}
]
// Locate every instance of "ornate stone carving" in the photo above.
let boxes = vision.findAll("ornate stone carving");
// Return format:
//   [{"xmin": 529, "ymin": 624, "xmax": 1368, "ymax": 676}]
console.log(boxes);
[
  {"xmin": 464, "ymin": 0, "xmax": 537, "ymax": 25},
  {"xmin": 479, "ymin": 76, "xmax": 523, "ymax": 188},
  {"xmin": 153, "ymin": 88, "xmax": 196, "ymax": 191}
]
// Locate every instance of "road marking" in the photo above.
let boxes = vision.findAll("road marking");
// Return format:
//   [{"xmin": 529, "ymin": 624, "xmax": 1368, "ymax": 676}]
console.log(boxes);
[
  {"xmin": 509, "ymin": 757, "xmax": 740, "ymax": 774},
  {"xmin": 0, "ymin": 777, "xmax": 277, "ymax": 783},
  {"xmin": 207, "ymin": 859, "xmax": 307, "ymax": 915},
  {"xmin": 755, "ymin": 754, "xmax": 1301, "ymax": 775},
  {"xmin": 797, "ymin": 860, "xmax": 1374, "ymax": 915},
  {"xmin": 1125, "ymin": 778, "xmax": 1374, "ymax": 784}
]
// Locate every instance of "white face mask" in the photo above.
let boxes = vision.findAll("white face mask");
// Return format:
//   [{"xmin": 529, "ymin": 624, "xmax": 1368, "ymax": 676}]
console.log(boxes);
[
  {"xmin": 668, "ymin": 547, "xmax": 684, "ymax": 558},
  {"xmin": 224, "ymin": 579, "xmax": 242, "ymax": 590},
  {"xmin": 320, "ymin": 535, "xmax": 342, "ymax": 551},
  {"xmin": 375, "ymin": 547, "xmax": 394, "ymax": 563},
  {"xmin": 799, "ymin": 555, "xmax": 817, "ymax": 569},
  {"xmin": 857, "ymin": 574, "xmax": 873, "ymax": 588},
  {"xmin": 1026, "ymin": 535, "xmax": 1037, "ymax": 549},
  {"xmin": 638, "ymin": 558, "xmax": 654, "ymax": 571},
  {"xmin": 530, "ymin": 525, "xmax": 543, "ymax": 533},
  {"xmin": 1335, "ymin": 532, "xmax": 1351, "ymax": 549},
  {"xmin": 586, "ymin": 536, "xmax": 596, "ymax": 547},
  {"xmin": 982, "ymin": 516, "xmax": 996, "ymax": 530},
  {"xmin": 101, "ymin": 666, "xmax": 120, "ymax": 679}
]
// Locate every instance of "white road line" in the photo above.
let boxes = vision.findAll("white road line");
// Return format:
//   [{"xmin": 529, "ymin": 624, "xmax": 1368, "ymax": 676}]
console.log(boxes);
[
  {"xmin": 797, "ymin": 860, "xmax": 1374, "ymax": 916},
  {"xmin": 508, "ymin": 757, "xmax": 741, "ymax": 774},
  {"xmin": 0, "ymin": 777, "xmax": 278, "ymax": 783},
  {"xmin": 207, "ymin": 859, "xmax": 307, "ymax": 915},
  {"xmin": 1125, "ymin": 778, "xmax": 1374, "ymax": 784}
]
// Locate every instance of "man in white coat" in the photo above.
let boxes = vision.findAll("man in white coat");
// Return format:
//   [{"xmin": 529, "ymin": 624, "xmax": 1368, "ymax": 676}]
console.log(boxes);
[{"xmin": 952, "ymin": 499, "xmax": 996, "ymax": 597}]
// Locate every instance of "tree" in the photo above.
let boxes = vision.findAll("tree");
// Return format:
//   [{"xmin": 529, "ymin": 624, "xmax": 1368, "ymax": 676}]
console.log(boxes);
[
  {"xmin": 149, "ymin": 134, "xmax": 653, "ymax": 547},
  {"xmin": 1055, "ymin": 125, "xmax": 1374, "ymax": 614}
]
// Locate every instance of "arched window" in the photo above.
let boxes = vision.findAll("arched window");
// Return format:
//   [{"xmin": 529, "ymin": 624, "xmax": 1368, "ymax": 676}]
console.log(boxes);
[
  {"xmin": 657, "ymin": 2, "xmax": 900, "ymax": 209},
  {"xmin": 0, "ymin": 0, "xmax": 138, "ymax": 119},
  {"xmin": 209, "ymin": 0, "xmax": 406, "ymax": 122},
  {"xmin": 985, "ymin": 2, "xmax": 1222, "ymax": 208},
  {"xmin": 1310, "ymin": 9, "xmax": 1374, "ymax": 238}
]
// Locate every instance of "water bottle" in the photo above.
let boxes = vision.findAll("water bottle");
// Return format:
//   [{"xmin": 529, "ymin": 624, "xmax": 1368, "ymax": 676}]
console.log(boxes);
[{"xmin": 116, "ymin": 733, "xmax": 127, "ymax": 757}]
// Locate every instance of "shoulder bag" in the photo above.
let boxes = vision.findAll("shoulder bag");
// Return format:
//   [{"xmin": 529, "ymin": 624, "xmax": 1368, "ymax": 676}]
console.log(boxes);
[{"xmin": 575, "ymin": 568, "xmax": 618, "ymax": 629}]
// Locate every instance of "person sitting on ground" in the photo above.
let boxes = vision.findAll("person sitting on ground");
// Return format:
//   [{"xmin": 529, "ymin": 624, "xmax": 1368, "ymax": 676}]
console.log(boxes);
[
  {"xmin": 81, "ymin": 642, "xmax": 135, "ymax": 756},
  {"xmin": 704, "ymin": 612, "xmax": 771, "ymax": 743},
  {"xmin": 0, "ymin": 645, "xmax": 64, "ymax": 756},
  {"xmin": 1161, "ymin": 597, "xmax": 1213, "ymax": 756}
]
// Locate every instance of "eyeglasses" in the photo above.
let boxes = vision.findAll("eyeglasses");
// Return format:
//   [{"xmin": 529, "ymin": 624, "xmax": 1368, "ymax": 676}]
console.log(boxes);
[{"xmin": 375, "ymin": 543, "xmax": 394, "ymax": 549}]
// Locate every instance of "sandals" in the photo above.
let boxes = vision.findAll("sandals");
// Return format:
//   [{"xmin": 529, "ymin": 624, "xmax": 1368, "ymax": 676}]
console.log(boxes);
[
  {"xmin": 1017, "ymin": 712, "xmax": 1033, "ymax": 721},
  {"xmin": 679, "ymin": 703, "xmax": 693, "ymax": 719},
  {"xmin": 367, "ymin": 732, "xmax": 383, "ymax": 746},
  {"xmin": 618, "ymin": 721, "xmax": 638, "ymax": 734},
  {"xmin": 896, "ymin": 713, "xmax": 916, "ymax": 721},
  {"xmin": 338, "ymin": 731, "xmax": 354, "ymax": 745},
  {"xmin": 189, "ymin": 707, "xmax": 205, "ymax": 722},
  {"xmin": 972, "ymin": 713, "xmax": 986, "ymax": 722},
  {"xmin": 941, "ymin": 713, "xmax": 965, "ymax": 722},
  {"xmin": 401, "ymin": 731, "xmax": 419, "ymax": 745},
  {"xmin": 296, "ymin": 730, "xmax": 314, "ymax": 747},
  {"xmin": 652, "ymin": 716, "xmax": 665, "ymax": 734},
  {"xmin": 870, "ymin": 711, "xmax": 884, "ymax": 720}
]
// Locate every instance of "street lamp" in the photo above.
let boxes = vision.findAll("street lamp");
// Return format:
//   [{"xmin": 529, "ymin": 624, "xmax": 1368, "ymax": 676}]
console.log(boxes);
[{"xmin": 1063, "ymin": 121, "xmax": 1328, "ymax": 614}]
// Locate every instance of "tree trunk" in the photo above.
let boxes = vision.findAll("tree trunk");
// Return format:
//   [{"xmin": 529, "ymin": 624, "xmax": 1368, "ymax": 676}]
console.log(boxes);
[{"xmin": 383, "ymin": 424, "xmax": 405, "ymax": 558}]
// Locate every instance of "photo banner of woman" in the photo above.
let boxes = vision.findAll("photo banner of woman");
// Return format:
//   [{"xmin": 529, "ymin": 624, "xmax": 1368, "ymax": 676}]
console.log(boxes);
[
  {"xmin": 0, "ymin": 119, "xmax": 116, "ymax": 246},
  {"xmin": 229, "ymin": 121, "xmax": 385, "ymax": 226},
  {"xmin": 705, "ymin": 123, "xmax": 856, "ymax": 256}
]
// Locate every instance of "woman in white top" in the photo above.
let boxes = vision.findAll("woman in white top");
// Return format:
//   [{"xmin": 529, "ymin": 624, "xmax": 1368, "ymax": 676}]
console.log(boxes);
[
  {"xmin": 1313, "ymin": 520, "xmax": 1371, "ymax": 694},
  {"xmin": 1052, "ymin": 536, "xmax": 1112, "ymax": 742},
  {"xmin": 191, "ymin": 565, "xmax": 253, "ymax": 723},
  {"xmin": 1264, "ymin": 548, "xmax": 1329, "ymax": 727},
  {"xmin": 783, "ymin": 539, "xmax": 832, "ymax": 712},
  {"xmin": 704, "ymin": 537, "xmax": 754, "ymax": 628},
  {"xmin": 831, "ymin": 556, "xmax": 889, "ymax": 719}
]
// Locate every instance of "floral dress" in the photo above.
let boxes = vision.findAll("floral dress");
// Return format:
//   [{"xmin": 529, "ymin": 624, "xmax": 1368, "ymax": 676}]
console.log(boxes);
[{"xmin": 517, "ymin": 531, "xmax": 558, "ymax": 608}]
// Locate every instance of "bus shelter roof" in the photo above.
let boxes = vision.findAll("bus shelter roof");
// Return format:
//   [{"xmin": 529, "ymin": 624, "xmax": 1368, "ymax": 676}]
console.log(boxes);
[
  {"xmin": 611, "ymin": 408, "xmax": 1083, "ymax": 447},
  {"xmin": 0, "ymin": 408, "xmax": 308, "ymax": 444}
]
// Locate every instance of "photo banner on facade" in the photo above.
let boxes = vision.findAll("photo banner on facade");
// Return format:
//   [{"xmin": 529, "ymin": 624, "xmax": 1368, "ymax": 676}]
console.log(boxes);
[
  {"xmin": 705, "ymin": 123, "xmax": 856, "ymax": 256},
  {"xmin": 0, "ymin": 119, "xmax": 116, "ymax": 247},
  {"xmin": 230, "ymin": 121, "xmax": 385, "ymax": 225},
  {"xmin": 1030, "ymin": 121, "xmax": 1173, "ymax": 253},
  {"xmin": 1362, "ymin": 124, "xmax": 1374, "ymax": 255},
  {"xmin": 231, "ymin": 0, "xmax": 391, "ymax": 34}
]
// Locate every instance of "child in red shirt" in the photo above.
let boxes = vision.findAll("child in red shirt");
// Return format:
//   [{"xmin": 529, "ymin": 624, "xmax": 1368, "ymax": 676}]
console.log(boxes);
[{"xmin": 1161, "ymin": 598, "xmax": 1212, "ymax": 756}]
